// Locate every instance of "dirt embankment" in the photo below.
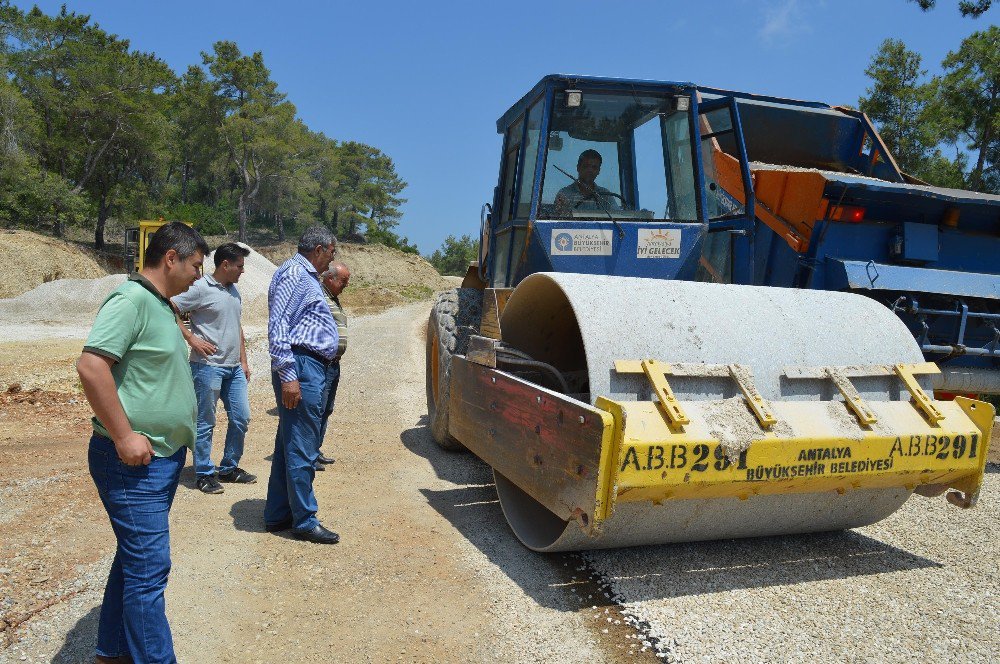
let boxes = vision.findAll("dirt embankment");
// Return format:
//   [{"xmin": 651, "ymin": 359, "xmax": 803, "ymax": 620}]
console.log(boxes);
[
  {"xmin": 0, "ymin": 232, "xmax": 452, "ymax": 348},
  {"xmin": 258, "ymin": 241, "xmax": 452, "ymax": 314},
  {"xmin": 0, "ymin": 232, "xmax": 451, "ymax": 326},
  {"xmin": 0, "ymin": 230, "xmax": 112, "ymax": 299}
]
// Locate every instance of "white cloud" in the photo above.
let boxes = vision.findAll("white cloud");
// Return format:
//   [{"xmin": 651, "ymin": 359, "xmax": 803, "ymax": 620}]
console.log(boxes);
[{"xmin": 758, "ymin": 0, "xmax": 808, "ymax": 45}]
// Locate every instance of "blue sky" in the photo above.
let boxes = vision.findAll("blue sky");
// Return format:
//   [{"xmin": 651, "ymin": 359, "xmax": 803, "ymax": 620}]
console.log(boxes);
[{"xmin": 17, "ymin": 0, "xmax": 995, "ymax": 253}]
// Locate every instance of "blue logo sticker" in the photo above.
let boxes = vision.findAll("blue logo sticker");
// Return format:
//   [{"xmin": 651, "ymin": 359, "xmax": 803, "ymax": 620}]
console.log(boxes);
[{"xmin": 554, "ymin": 232, "xmax": 574, "ymax": 251}]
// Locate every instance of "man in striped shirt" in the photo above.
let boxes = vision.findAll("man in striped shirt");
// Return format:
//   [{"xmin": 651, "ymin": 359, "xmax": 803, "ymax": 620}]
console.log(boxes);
[{"xmin": 264, "ymin": 226, "xmax": 340, "ymax": 545}]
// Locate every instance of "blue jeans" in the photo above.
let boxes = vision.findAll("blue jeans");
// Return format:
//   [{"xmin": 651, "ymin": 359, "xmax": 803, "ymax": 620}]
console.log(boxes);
[
  {"xmin": 265, "ymin": 352, "xmax": 337, "ymax": 532},
  {"xmin": 88, "ymin": 434, "xmax": 186, "ymax": 664},
  {"xmin": 190, "ymin": 363, "xmax": 250, "ymax": 477},
  {"xmin": 318, "ymin": 360, "xmax": 341, "ymax": 454}
]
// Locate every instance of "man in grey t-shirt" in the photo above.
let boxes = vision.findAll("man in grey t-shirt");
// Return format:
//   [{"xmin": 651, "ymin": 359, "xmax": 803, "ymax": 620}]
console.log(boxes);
[{"xmin": 172, "ymin": 242, "xmax": 255, "ymax": 494}]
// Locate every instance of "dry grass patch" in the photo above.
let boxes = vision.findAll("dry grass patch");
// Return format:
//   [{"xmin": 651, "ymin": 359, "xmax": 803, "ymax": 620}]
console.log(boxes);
[
  {"xmin": 0, "ymin": 230, "xmax": 112, "ymax": 299},
  {"xmin": 256, "ymin": 241, "xmax": 449, "ymax": 290}
]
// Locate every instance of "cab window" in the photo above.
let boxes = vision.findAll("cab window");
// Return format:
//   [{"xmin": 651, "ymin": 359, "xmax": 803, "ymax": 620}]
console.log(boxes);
[
  {"xmin": 498, "ymin": 117, "xmax": 524, "ymax": 223},
  {"xmin": 537, "ymin": 91, "xmax": 697, "ymax": 221}
]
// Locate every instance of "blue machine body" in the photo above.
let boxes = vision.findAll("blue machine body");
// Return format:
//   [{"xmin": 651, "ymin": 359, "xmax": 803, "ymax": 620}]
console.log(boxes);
[{"xmin": 483, "ymin": 75, "xmax": 1000, "ymax": 381}]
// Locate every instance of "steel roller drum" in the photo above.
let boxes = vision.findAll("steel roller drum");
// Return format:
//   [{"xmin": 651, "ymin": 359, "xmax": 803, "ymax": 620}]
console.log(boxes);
[{"xmin": 495, "ymin": 273, "xmax": 928, "ymax": 552}]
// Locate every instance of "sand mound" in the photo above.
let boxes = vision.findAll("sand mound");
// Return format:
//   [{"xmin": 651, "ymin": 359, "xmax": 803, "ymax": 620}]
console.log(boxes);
[
  {"xmin": 0, "ymin": 230, "xmax": 112, "ymax": 298},
  {"xmin": 0, "ymin": 274, "xmax": 127, "ymax": 325},
  {"xmin": 227, "ymin": 246, "xmax": 276, "ymax": 305},
  {"xmin": 0, "ymin": 237, "xmax": 448, "ymax": 332}
]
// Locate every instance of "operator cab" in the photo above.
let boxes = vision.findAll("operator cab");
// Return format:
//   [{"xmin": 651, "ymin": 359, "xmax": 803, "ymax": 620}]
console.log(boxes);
[
  {"xmin": 494, "ymin": 77, "xmax": 708, "ymax": 227},
  {"xmin": 538, "ymin": 90, "xmax": 699, "ymax": 222},
  {"xmin": 485, "ymin": 75, "xmax": 754, "ymax": 288}
]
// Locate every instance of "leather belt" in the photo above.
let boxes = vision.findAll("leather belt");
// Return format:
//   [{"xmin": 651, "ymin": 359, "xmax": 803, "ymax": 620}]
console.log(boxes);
[{"xmin": 292, "ymin": 345, "xmax": 335, "ymax": 366}]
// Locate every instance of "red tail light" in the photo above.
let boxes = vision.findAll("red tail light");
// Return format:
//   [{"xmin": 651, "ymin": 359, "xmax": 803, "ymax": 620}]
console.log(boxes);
[{"xmin": 829, "ymin": 205, "xmax": 866, "ymax": 223}]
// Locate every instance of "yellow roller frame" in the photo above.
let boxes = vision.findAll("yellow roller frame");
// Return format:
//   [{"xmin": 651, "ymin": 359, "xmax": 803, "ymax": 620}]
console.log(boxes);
[{"xmin": 586, "ymin": 362, "xmax": 994, "ymax": 532}]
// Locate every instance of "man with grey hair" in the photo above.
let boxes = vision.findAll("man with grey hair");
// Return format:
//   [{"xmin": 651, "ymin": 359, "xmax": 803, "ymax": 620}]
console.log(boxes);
[
  {"xmin": 314, "ymin": 261, "xmax": 350, "ymax": 469},
  {"xmin": 264, "ymin": 225, "xmax": 340, "ymax": 544}
]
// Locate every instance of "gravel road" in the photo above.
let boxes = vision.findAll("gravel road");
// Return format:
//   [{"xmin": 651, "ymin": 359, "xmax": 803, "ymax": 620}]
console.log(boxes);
[
  {"xmin": 2, "ymin": 303, "xmax": 647, "ymax": 663},
  {"xmin": 2, "ymin": 300, "xmax": 997, "ymax": 663},
  {"xmin": 584, "ymin": 475, "xmax": 998, "ymax": 662}
]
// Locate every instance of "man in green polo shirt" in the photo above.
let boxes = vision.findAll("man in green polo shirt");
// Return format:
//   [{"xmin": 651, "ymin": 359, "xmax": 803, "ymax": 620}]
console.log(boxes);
[{"xmin": 77, "ymin": 221, "xmax": 209, "ymax": 664}]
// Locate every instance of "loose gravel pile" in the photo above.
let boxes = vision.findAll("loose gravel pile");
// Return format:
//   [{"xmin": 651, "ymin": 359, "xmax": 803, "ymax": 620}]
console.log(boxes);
[
  {"xmin": 0, "ymin": 274, "xmax": 126, "ymax": 325},
  {"xmin": 224, "ymin": 246, "xmax": 276, "ymax": 323},
  {"xmin": 582, "ymin": 473, "xmax": 998, "ymax": 662},
  {"xmin": 0, "ymin": 245, "xmax": 276, "ymax": 329}
]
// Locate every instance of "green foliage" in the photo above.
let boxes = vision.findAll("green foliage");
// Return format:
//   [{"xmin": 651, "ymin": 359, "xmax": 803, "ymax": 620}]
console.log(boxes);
[
  {"xmin": 160, "ymin": 201, "xmax": 236, "ymax": 236},
  {"xmin": 201, "ymin": 40, "xmax": 295, "ymax": 242},
  {"xmin": 938, "ymin": 25, "xmax": 1000, "ymax": 192},
  {"xmin": 0, "ymin": 158, "xmax": 89, "ymax": 228},
  {"xmin": 858, "ymin": 39, "xmax": 953, "ymax": 183},
  {"xmin": 0, "ymin": 3, "xmax": 410, "ymax": 252},
  {"xmin": 365, "ymin": 224, "xmax": 420, "ymax": 254},
  {"xmin": 2, "ymin": 2, "xmax": 177, "ymax": 244},
  {"xmin": 167, "ymin": 65, "xmax": 224, "ymax": 206},
  {"xmin": 399, "ymin": 284, "xmax": 434, "ymax": 301},
  {"xmin": 0, "ymin": 54, "xmax": 88, "ymax": 227},
  {"xmin": 907, "ymin": 0, "xmax": 992, "ymax": 17},
  {"xmin": 428, "ymin": 234, "xmax": 478, "ymax": 276},
  {"xmin": 919, "ymin": 151, "xmax": 969, "ymax": 188},
  {"xmin": 859, "ymin": 31, "xmax": 999, "ymax": 193},
  {"xmin": 332, "ymin": 141, "xmax": 407, "ymax": 239}
]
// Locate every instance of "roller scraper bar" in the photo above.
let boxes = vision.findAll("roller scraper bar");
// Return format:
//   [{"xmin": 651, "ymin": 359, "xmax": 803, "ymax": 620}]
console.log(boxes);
[
  {"xmin": 783, "ymin": 362, "xmax": 944, "ymax": 424},
  {"xmin": 603, "ymin": 360, "xmax": 990, "ymax": 516},
  {"xmin": 615, "ymin": 360, "xmax": 778, "ymax": 428}
]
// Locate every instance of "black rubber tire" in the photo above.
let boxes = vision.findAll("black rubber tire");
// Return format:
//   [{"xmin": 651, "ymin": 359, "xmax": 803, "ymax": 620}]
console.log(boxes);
[{"xmin": 426, "ymin": 288, "xmax": 483, "ymax": 450}]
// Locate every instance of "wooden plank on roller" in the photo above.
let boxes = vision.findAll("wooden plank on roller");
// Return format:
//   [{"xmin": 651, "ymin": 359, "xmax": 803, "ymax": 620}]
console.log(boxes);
[{"xmin": 447, "ymin": 356, "xmax": 607, "ymax": 523}]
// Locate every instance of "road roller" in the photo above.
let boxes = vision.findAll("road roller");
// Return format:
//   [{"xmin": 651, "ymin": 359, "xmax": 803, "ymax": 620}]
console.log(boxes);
[{"xmin": 426, "ymin": 75, "xmax": 997, "ymax": 551}]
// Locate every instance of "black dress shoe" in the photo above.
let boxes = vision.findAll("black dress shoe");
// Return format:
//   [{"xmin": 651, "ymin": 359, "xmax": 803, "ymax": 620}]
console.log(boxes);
[
  {"xmin": 265, "ymin": 518, "xmax": 293, "ymax": 533},
  {"xmin": 314, "ymin": 462, "xmax": 326, "ymax": 471},
  {"xmin": 293, "ymin": 524, "xmax": 340, "ymax": 544},
  {"xmin": 316, "ymin": 453, "xmax": 335, "ymax": 464}
]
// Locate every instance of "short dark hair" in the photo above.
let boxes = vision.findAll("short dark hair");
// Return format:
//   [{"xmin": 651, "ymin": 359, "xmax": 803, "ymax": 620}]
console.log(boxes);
[
  {"xmin": 214, "ymin": 242, "xmax": 251, "ymax": 268},
  {"xmin": 144, "ymin": 222, "xmax": 210, "ymax": 268},
  {"xmin": 578, "ymin": 149, "xmax": 602, "ymax": 166}
]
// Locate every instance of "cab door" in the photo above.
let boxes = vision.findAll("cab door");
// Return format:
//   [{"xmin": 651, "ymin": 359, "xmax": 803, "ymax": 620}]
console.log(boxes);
[
  {"xmin": 694, "ymin": 96, "xmax": 757, "ymax": 285},
  {"xmin": 491, "ymin": 98, "xmax": 546, "ymax": 287}
]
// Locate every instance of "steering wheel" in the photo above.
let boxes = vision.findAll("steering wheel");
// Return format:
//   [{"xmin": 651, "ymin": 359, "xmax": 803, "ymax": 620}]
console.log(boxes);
[{"xmin": 573, "ymin": 188, "xmax": 627, "ymax": 209}]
